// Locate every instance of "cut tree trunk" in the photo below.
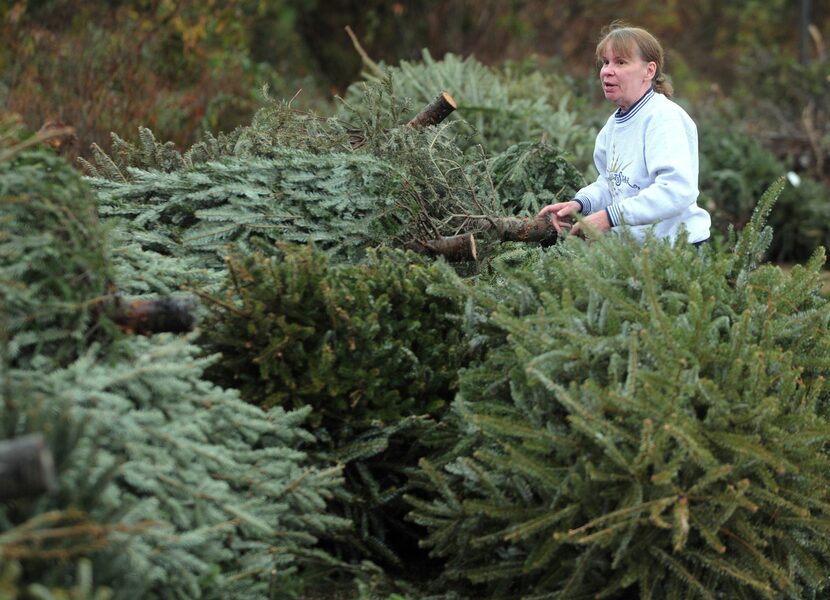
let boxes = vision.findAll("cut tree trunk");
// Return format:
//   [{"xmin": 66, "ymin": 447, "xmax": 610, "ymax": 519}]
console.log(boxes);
[
  {"xmin": 0, "ymin": 434, "xmax": 58, "ymax": 501},
  {"xmin": 406, "ymin": 233, "xmax": 477, "ymax": 261},
  {"xmin": 406, "ymin": 217, "xmax": 558, "ymax": 261},
  {"xmin": 486, "ymin": 216, "xmax": 558, "ymax": 245},
  {"xmin": 107, "ymin": 296, "xmax": 197, "ymax": 335},
  {"xmin": 408, "ymin": 92, "xmax": 457, "ymax": 129}
]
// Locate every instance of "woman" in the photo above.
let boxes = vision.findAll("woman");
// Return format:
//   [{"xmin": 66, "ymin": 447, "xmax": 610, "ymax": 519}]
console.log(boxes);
[{"xmin": 538, "ymin": 24, "xmax": 711, "ymax": 245}]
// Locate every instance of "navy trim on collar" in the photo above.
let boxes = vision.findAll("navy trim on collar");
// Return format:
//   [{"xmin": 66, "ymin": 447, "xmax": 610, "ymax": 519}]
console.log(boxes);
[{"xmin": 615, "ymin": 88, "xmax": 655, "ymax": 124}]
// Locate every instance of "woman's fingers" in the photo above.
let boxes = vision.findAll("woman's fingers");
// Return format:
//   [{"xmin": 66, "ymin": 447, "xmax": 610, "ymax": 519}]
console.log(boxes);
[
  {"xmin": 537, "ymin": 204, "xmax": 557, "ymax": 218},
  {"xmin": 539, "ymin": 204, "xmax": 562, "ymax": 234},
  {"xmin": 539, "ymin": 202, "xmax": 580, "ymax": 237}
]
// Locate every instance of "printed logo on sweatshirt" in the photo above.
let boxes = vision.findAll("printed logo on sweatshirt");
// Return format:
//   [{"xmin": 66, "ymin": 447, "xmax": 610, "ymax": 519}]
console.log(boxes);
[
  {"xmin": 605, "ymin": 146, "xmax": 640, "ymax": 201},
  {"xmin": 608, "ymin": 171, "xmax": 641, "ymax": 190}
]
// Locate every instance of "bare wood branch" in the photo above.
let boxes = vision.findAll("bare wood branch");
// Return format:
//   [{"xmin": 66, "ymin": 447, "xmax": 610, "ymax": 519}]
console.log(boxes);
[
  {"xmin": 406, "ymin": 234, "xmax": 478, "ymax": 262},
  {"xmin": 344, "ymin": 25, "xmax": 385, "ymax": 79},
  {"xmin": 400, "ymin": 175, "xmax": 442, "ymax": 239}
]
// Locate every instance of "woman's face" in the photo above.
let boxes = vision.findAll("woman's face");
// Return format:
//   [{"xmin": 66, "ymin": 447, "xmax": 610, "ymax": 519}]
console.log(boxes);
[{"xmin": 599, "ymin": 44, "xmax": 656, "ymax": 111}]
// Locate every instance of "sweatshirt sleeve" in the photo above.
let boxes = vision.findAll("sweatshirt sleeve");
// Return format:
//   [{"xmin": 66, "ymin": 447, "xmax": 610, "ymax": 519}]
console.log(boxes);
[
  {"xmin": 606, "ymin": 109, "xmax": 699, "ymax": 227},
  {"xmin": 573, "ymin": 120, "xmax": 612, "ymax": 215}
]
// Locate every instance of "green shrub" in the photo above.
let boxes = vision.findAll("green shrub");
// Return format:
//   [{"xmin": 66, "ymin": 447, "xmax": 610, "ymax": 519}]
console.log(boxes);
[
  {"xmin": 0, "ymin": 1, "xmax": 331, "ymax": 160},
  {"xmin": 733, "ymin": 48, "xmax": 830, "ymax": 183},
  {"xmin": 201, "ymin": 244, "xmax": 465, "ymax": 424},
  {"xmin": 698, "ymin": 120, "xmax": 787, "ymax": 232},
  {"xmin": 698, "ymin": 118, "xmax": 830, "ymax": 262},
  {"xmin": 200, "ymin": 244, "xmax": 470, "ymax": 568},
  {"xmin": 488, "ymin": 141, "xmax": 585, "ymax": 216},
  {"xmin": 408, "ymin": 181, "xmax": 830, "ymax": 598},
  {"xmin": 0, "ymin": 146, "xmax": 114, "ymax": 369}
]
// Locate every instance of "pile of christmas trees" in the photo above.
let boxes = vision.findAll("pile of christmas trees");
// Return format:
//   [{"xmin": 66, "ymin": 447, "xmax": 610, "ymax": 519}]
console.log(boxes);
[
  {"xmin": 4, "ymin": 51, "xmax": 830, "ymax": 600},
  {"xmin": 0, "ymin": 115, "xmax": 349, "ymax": 599}
]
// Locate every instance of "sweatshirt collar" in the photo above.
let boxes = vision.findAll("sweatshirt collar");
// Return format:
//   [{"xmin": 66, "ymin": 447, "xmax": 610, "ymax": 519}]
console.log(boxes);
[{"xmin": 615, "ymin": 87, "xmax": 655, "ymax": 124}]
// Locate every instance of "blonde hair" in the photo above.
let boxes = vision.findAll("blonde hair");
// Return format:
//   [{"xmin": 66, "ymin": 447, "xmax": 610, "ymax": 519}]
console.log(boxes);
[{"xmin": 595, "ymin": 22, "xmax": 673, "ymax": 99}]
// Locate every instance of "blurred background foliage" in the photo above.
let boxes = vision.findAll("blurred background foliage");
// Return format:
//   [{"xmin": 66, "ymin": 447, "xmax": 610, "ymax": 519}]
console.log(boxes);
[
  {"xmin": 1, "ymin": 0, "xmax": 827, "ymax": 169},
  {"xmin": 1, "ymin": 0, "xmax": 829, "ymax": 259}
]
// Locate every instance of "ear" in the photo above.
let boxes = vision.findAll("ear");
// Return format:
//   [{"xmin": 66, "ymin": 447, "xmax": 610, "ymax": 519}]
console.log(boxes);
[{"xmin": 645, "ymin": 61, "xmax": 657, "ymax": 81}]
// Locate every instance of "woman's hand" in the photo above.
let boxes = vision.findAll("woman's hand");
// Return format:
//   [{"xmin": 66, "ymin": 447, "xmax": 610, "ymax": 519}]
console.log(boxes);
[
  {"xmin": 570, "ymin": 210, "xmax": 611, "ymax": 238},
  {"xmin": 538, "ymin": 200, "xmax": 582, "ymax": 235}
]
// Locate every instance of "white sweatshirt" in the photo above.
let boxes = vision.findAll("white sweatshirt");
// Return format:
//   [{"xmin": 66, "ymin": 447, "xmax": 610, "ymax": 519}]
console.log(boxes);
[{"xmin": 574, "ymin": 88, "xmax": 711, "ymax": 244}]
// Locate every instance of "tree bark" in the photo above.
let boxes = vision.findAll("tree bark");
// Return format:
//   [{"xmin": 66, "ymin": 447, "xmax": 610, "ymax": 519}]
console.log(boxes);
[
  {"xmin": 0, "ymin": 434, "xmax": 58, "ymax": 501},
  {"xmin": 408, "ymin": 92, "xmax": 457, "ymax": 129},
  {"xmin": 486, "ymin": 216, "xmax": 558, "ymax": 245},
  {"xmin": 107, "ymin": 296, "xmax": 197, "ymax": 335},
  {"xmin": 405, "ymin": 233, "xmax": 478, "ymax": 262}
]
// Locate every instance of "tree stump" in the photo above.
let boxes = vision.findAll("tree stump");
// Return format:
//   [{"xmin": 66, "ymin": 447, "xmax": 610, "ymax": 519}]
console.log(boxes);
[
  {"xmin": 408, "ymin": 92, "xmax": 457, "ymax": 129},
  {"xmin": 107, "ymin": 295, "xmax": 198, "ymax": 335},
  {"xmin": 0, "ymin": 434, "xmax": 58, "ymax": 501},
  {"xmin": 406, "ymin": 233, "xmax": 478, "ymax": 261}
]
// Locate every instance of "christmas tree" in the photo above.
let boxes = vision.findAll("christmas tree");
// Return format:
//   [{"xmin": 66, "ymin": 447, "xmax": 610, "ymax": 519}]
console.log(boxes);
[{"xmin": 407, "ymin": 180, "xmax": 830, "ymax": 598}]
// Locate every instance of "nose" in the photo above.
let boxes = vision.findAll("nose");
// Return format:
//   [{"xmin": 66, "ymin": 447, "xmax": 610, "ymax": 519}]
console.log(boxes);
[{"xmin": 601, "ymin": 63, "xmax": 613, "ymax": 77}]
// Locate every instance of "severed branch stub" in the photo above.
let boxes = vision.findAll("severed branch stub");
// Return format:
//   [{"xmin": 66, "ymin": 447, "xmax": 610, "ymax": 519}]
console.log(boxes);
[
  {"xmin": 405, "ymin": 233, "xmax": 478, "ymax": 262},
  {"xmin": 408, "ymin": 92, "xmax": 457, "ymax": 129},
  {"xmin": 0, "ymin": 434, "xmax": 58, "ymax": 501},
  {"xmin": 107, "ymin": 295, "xmax": 198, "ymax": 335}
]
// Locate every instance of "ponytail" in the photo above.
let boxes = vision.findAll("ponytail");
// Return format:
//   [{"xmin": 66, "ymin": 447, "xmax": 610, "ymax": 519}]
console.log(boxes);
[{"xmin": 653, "ymin": 72, "xmax": 673, "ymax": 99}]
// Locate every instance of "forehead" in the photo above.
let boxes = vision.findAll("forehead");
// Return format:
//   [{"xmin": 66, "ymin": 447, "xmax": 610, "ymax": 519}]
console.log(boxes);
[{"xmin": 599, "ymin": 37, "xmax": 640, "ymax": 60}]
